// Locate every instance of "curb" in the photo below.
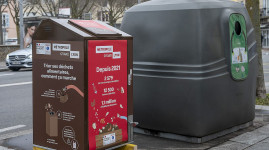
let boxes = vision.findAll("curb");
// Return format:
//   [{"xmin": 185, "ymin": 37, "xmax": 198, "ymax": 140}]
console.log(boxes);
[
  {"xmin": 0, "ymin": 146, "xmax": 13, "ymax": 150},
  {"xmin": 255, "ymin": 105, "xmax": 269, "ymax": 122},
  {"xmin": 0, "ymin": 68, "xmax": 9, "ymax": 72},
  {"xmin": 256, "ymin": 105, "xmax": 269, "ymax": 110}
]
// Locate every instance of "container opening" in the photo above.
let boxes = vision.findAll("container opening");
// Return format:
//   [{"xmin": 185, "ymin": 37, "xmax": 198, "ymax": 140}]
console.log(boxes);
[{"xmin": 235, "ymin": 21, "xmax": 241, "ymax": 35}]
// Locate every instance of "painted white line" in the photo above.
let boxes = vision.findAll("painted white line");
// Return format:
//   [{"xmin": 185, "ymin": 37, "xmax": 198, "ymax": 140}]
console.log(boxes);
[
  {"xmin": 0, "ymin": 125, "xmax": 26, "ymax": 134},
  {"xmin": 0, "ymin": 129, "xmax": 32, "ymax": 141},
  {"xmin": 0, "ymin": 146, "xmax": 14, "ymax": 150},
  {"xmin": 0, "ymin": 74, "xmax": 14, "ymax": 77},
  {"xmin": 0, "ymin": 82, "xmax": 32, "ymax": 88}
]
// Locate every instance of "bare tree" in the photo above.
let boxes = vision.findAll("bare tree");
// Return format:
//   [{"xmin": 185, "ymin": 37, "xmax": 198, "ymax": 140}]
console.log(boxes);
[
  {"xmin": 68, "ymin": 0, "xmax": 96, "ymax": 19},
  {"xmin": 30, "ymin": 0, "xmax": 60, "ymax": 17},
  {"xmin": 246, "ymin": 0, "xmax": 266, "ymax": 98},
  {"xmin": 30, "ymin": 0, "xmax": 96, "ymax": 19},
  {"xmin": 98, "ymin": 0, "xmax": 136, "ymax": 26},
  {"xmin": 7, "ymin": 0, "xmax": 34, "ymax": 44}
]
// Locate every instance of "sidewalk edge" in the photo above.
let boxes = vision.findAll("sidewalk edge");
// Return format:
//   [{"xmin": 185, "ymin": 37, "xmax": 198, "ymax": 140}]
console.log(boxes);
[{"xmin": 255, "ymin": 105, "xmax": 269, "ymax": 111}]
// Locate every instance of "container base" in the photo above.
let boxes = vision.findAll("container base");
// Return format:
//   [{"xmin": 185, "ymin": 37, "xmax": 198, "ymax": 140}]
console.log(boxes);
[{"xmin": 134, "ymin": 121, "xmax": 253, "ymax": 143}]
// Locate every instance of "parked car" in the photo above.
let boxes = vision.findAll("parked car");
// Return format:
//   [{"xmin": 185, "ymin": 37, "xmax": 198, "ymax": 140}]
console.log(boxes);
[{"xmin": 5, "ymin": 47, "xmax": 32, "ymax": 71}]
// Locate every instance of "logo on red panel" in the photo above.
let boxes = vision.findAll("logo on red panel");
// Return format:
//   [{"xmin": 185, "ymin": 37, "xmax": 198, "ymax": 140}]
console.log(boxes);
[
  {"xmin": 96, "ymin": 46, "xmax": 121, "ymax": 59},
  {"xmin": 113, "ymin": 52, "xmax": 121, "ymax": 59},
  {"xmin": 96, "ymin": 46, "xmax": 113, "ymax": 53}
]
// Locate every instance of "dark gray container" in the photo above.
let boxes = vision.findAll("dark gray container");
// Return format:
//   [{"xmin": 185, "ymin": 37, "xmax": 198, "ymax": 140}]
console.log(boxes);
[{"xmin": 121, "ymin": 0, "xmax": 258, "ymax": 142}]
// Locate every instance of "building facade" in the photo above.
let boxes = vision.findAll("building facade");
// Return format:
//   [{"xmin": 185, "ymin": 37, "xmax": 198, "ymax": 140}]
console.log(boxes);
[
  {"xmin": 1, "ymin": 3, "xmax": 17, "ymax": 45},
  {"xmin": 261, "ymin": 0, "xmax": 269, "ymax": 48}
]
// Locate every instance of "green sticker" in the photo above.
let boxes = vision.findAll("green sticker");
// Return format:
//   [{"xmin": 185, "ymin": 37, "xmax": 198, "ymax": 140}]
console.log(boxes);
[{"xmin": 229, "ymin": 14, "xmax": 248, "ymax": 80}]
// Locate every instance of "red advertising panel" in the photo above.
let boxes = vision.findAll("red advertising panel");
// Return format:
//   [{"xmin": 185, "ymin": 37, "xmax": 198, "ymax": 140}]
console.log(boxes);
[{"xmin": 88, "ymin": 40, "xmax": 128, "ymax": 149}]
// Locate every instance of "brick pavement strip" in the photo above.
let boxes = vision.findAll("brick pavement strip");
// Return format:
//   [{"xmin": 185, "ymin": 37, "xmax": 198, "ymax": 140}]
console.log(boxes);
[
  {"xmin": 209, "ymin": 141, "xmax": 249, "ymax": 150},
  {"xmin": 244, "ymin": 138, "xmax": 269, "ymax": 150},
  {"xmin": 209, "ymin": 125, "xmax": 269, "ymax": 150},
  {"xmin": 230, "ymin": 131, "xmax": 269, "ymax": 145},
  {"xmin": 256, "ymin": 124, "xmax": 269, "ymax": 135}
]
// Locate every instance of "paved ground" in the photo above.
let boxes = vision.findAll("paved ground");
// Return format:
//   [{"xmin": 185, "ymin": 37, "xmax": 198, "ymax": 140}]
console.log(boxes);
[
  {"xmin": 0, "ymin": 107, "xmax": 268, "ymax": 150},
  {"xmin": 1, "ymin": 50, "xmax": 269, "ymax": 150}
]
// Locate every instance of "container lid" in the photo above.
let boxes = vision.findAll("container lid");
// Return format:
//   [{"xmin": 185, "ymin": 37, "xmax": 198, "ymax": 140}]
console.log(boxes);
[{"xmin": 69, "ymin": 20, "xmax": 122, "ymax": 37}]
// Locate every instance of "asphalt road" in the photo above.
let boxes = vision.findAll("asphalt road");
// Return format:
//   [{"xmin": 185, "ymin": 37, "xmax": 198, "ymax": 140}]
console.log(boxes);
[{"xmin": 0, "ymin": 69, "xmax": 32, "ymax": 136}]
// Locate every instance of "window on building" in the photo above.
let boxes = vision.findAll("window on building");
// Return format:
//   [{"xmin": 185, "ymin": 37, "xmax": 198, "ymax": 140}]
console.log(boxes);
[
  {"xmin": 262, "ymin": 29, "xmax": 269, "ymax": 48},
  {"xmin": 0, "ymin": 0, "xmax": 8, "ymax": 5},
  {"xmin": 2, "ymin": 13, "xmax": 9, "ymax": 28},
  {"xmin": 265, "ymin": 0, "xmax": 269, "ymax": 16},
  {"xmin": 97, "ymin": 11, "xmax": 109, "ymax": 22}
]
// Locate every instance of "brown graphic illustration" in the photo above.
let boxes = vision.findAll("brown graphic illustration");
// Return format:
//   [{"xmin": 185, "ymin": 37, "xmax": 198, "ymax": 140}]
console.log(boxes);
[
  {"xmin": 56, "ymin": 85, "xmax": 84, "ymax": 103},
  {"xmin": 45, "ymin": 103, "xmax": 58, "ymax": 137}
]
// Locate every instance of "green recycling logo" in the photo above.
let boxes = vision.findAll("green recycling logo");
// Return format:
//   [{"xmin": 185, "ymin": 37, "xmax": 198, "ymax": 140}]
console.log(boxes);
[{"xmin": 230, "ymin": 14, "xmax": 248, "ymax": 80}]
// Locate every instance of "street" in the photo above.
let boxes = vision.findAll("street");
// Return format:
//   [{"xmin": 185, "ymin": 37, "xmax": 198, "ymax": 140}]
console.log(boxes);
[{"xmin": 0, "ymin": 70, "xmax": 32, "ymax": 138}]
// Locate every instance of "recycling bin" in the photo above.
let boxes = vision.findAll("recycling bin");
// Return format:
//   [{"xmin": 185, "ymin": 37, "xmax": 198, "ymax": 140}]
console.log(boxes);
[
  {"xmin": 121, "ymin": 0, "xmax": 258, "ymax": 143},
  {"xmin": 33, "ymin": 19, "xmax": 133, "ymax": 150}
]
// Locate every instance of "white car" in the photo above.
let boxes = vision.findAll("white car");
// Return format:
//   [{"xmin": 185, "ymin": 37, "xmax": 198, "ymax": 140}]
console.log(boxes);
[{"xmin": 5, "ymin": 47, "xmax": 32, "ymax": 71}]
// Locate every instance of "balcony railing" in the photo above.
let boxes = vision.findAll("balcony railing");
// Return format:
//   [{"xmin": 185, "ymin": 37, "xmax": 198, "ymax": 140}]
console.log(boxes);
[{"xmin": 261, "ymin": 8, "xmax": 269, "ymax": 17}]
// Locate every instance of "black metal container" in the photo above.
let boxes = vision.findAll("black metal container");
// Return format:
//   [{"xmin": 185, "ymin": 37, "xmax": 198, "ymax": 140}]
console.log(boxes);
[{"xmin": 121, "ymin": 0, "xmax": 258, "ymax": 142}]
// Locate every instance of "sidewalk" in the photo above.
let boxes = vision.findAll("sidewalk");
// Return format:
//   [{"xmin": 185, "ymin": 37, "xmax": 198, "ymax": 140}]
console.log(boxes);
[
  {"xmin": 0, "ymin": 61, "xmax": 8, "ymax": 72},
  {"xmin": 0, "ymin": 106, "xmax": 269, "ymax": 150}
]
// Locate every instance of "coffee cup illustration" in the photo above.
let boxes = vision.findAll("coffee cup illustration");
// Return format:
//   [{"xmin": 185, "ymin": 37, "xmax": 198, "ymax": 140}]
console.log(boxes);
[{"xmin": 56, "ymin": 85, "xmax": 84, "ymax": 103}]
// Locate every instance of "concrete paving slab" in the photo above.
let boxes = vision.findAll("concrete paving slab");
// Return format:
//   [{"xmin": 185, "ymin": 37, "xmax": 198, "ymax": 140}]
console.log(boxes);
[
  {"xmin": 256, "ymin": 124, "xmax": 269, "ymax": 135},
  {"xmin": 230, "ymin": 131, "xmax": 269, "ymax": 145},
  {"xmin": 255, "ymin": 114, "xmax": 264, "ymax": 122},
  {"xmin": 133, "ymin": 134, "xmax": 211, "ymax": 150},
  {"xmin": 208, "ymin": 141, "xmax": 249, "ymax": 150},
  {"xmin": 244, "ymin": 137, "xmax": 269, "ymax": 150}
]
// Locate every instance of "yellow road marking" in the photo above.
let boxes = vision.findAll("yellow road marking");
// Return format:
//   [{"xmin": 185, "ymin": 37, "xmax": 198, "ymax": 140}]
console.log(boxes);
[
  {"xmin": 116, "ymin": 144, "xmax": 138, "ymax": 150},
  {"xmin": 33, "ymin": 147, "xmax": 45, "ymax": 150},
  {"xmin": 34, "ymin": 144, "xmax": 138, "ymax": 150}
]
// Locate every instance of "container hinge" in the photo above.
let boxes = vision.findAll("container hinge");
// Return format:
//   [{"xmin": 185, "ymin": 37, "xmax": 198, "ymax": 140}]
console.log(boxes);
[
  {"xmin": 129, "ymin": 122, "xmax": 139, "ymax": 127},
  {"xmin": 128, "ymin": 115, "xmax": 138, "ymax": 127},
  {"xmin": 128, "ymin": 69, "xmax": 133, "ymax": 86}
]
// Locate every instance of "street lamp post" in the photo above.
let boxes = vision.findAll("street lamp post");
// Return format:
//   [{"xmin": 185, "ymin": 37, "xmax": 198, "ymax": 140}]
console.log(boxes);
[
  {"xmin": 19, "ymin": 0, "xmax": 24, "ymax": 49},
  {"xmin": 0, "ymin": 0, "xmax": 4, "ymax": 45}
]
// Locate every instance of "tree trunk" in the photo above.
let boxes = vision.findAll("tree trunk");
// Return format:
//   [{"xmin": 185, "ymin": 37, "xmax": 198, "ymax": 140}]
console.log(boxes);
[
  {"xmin": 246, "ymin": 0, "xmax": 266, "ymax": 98},
  {"xmin": 16, "ymin": 23, "xmax": 20, "ymax": 45},
  {"xmin": 0, "ymin": 10, "xmax": 3, "ymax": 45}
]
